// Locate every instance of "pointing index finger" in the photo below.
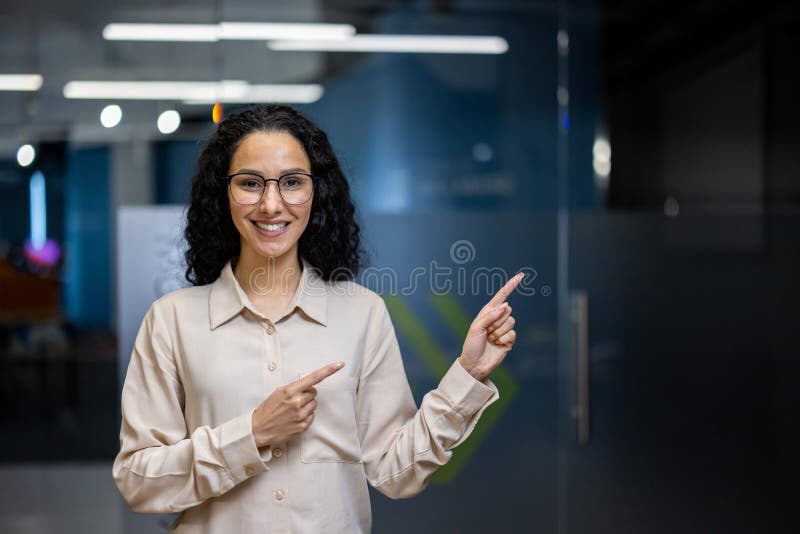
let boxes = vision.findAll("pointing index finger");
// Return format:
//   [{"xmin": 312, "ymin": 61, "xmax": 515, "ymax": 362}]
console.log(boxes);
[
  {"xmin": 294, "ymin": 361, "xmax": 345, "ymax": 391},
  {"xmin": 487, "ymin": 272, "xmax": 525, "ymax": 308}
]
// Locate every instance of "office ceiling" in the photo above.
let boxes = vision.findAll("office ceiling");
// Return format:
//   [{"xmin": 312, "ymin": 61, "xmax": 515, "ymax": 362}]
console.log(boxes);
[
  {"xmin": 0, "ymin": 0, "xmax": 553, "ymax": 156},
  {"xmin": 5, "ymin": 0, "xmax": 797, "ymax": 157},
  {"xmin": 0, "ymin": 0, "xmax": 337, "ymax": 152}
]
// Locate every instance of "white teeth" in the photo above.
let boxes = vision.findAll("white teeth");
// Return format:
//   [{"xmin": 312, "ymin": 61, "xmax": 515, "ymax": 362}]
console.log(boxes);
[{"xmin": 254, "ymin": 221, "xmax": 287, "ymax": 231}]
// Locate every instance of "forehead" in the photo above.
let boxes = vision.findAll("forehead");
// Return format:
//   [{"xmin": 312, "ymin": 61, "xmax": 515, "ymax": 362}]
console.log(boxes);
[{"xmin": 230, "ymin": 131, "xmax": 310, "ymax": 170}]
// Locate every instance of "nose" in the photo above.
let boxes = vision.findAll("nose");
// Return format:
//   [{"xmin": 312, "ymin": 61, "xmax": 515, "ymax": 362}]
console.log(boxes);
[{"xmin": 258, "ymin": 181, "xmax": 284, "ymax": 214}]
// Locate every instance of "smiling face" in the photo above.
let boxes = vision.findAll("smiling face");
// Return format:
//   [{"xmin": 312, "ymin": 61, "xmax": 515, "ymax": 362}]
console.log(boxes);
[{"xmin": 227, "ymin": 130, "xmax": 313, "ymax": 263}]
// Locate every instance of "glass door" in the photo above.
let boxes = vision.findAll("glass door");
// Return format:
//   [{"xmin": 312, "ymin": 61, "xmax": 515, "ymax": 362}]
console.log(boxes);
[{"xmin": 559, "ymin": 1, "xmax": 795, "ymax": 532}]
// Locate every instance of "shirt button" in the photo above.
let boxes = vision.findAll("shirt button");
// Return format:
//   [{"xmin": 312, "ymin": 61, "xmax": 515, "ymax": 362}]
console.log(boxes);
[
  {"xmin": 245, "ymin": 466, "xmax": 256, "ymax": 476},
  {"xmin": 273, "ymin": 447, "xmax": 283, "ymax": 458},
  {"xmin": 268, "ymin": 361, "xmax": 277, "ymax": 372},
  {"xmin": 266, "ymin": 324, "xmax": 275, "ymax": 335},
  {"xmin": 275, "ymin": 489, "xmax": 285, "ymax": 501}
]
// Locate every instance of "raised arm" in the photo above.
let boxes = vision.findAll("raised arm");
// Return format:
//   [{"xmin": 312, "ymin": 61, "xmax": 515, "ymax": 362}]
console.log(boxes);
[{"xmin": 356, "ymin": 296, "xmax": 500, "ymax": 499}]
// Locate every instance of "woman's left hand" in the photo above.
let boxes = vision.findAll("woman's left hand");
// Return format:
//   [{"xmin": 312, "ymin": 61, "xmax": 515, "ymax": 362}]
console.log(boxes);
[{"xmin": 458, "ymin": 272, "xmax": 524, "ymax": 382}]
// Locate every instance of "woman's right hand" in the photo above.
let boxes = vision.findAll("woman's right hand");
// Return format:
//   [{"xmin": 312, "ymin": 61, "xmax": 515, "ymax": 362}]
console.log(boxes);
[{"xmin": 251, "ymin": 361, "xmax": 345, "ymax": 448}]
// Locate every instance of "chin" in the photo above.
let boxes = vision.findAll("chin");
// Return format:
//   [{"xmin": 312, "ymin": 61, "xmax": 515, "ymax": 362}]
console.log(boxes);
[{"xmin": 251, "ymin": 242, "xmax": 289, "ymax": 258}]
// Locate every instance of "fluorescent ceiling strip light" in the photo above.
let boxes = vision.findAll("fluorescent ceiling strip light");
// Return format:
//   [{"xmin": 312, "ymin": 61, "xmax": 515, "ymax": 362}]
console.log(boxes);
[
  {"xmin": 104, "ymin": 24, "xmax": 218, "ymax": 42},
  {"xmin": 267, "ymin": 34, "xmax": 509, "ymax": 54},
  {"xmin": 0, "ymin": 74, "xmax": 43, "ymax": 91},
  {"xmin": 183, "ymin": 84, "xmax": 324, "ymax": 104},
  {"xmin": 64, "ymin": 80, "xmax": 249, "ymax": 100},
  {"xmin": 63, "ymin": 80, "xmax": 323, "ymax": 103},
  {"xmin": 217, "ymin": 22, "xmax": 354, "ymax": 40},
  {"xmin": 103, "ymin": 22, "xmax": 354, "ymax": 42}
]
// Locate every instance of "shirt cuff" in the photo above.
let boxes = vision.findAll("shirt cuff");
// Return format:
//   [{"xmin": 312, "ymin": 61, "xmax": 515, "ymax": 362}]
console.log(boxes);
[
  {"xmin": 441, "ymin": 359, "xmax": 500, "ymax": 419},
  {"xmin": 218, "ymin": 409, "xmax": 270, "ymax": 485}
]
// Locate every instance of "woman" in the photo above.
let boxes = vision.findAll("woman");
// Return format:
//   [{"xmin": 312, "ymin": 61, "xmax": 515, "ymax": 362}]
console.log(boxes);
[{"xmin": 113, "ymin": 104, "xmax": 522, "ymax": 533}]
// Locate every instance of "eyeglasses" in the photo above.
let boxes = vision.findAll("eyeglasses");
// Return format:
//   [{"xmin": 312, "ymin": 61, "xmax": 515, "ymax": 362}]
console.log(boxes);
[{"xmin": 224, "ymin": 171, "xmax": 315, "ymax": 205}]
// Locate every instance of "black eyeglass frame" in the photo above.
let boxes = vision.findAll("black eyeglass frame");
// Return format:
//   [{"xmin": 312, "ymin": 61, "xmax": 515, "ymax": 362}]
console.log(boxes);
[{"xmin": 223, "ymin": 171, "xmax": 316, "ymax": 205}]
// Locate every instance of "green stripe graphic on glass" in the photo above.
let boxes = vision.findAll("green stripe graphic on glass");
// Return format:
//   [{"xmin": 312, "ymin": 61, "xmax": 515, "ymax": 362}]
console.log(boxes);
[{"xmin": 381, "ymin": 293, "xmax": 518, "ymax": 484}]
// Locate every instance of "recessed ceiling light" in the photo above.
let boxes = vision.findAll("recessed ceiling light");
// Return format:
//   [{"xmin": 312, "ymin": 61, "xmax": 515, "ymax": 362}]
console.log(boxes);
[
  {"xmin": 17, "ymin": 144, "xmax": 35, "ymax": 167},
  {"xmin": 100, "ymin": 104, "xmax": 123, "ymax": 128},
  {"xmin": 157, "ymin": 110, "xmax": 181, "ymax": 134}
]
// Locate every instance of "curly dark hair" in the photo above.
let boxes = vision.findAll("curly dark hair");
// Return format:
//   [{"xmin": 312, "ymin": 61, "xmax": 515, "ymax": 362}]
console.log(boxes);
[{"xmin": 184, "ymin": 104, "xmax": 367, "ymax": 286}]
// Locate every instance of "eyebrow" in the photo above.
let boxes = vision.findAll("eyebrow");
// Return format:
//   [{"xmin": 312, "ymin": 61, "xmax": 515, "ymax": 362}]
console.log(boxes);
[{"xmin": 233, "ymin": 167, "xmax": 310, "ymax": 176}]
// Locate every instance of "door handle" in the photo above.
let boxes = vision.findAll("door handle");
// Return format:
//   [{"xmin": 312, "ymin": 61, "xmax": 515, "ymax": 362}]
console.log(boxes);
[{"xmin": 570, "ymin": 291, "xmax": 590, "ymax": 445}]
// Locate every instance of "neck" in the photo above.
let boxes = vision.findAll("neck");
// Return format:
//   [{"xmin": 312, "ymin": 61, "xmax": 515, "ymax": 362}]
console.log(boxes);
[{"xmin": 233, "ymin": 247, "xmax": 302, "ymax": 304}]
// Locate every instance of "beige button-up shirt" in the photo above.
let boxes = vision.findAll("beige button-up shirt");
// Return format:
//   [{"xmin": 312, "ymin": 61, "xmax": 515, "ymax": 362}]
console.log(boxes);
[{"xmin": 113, "ymin": 256, "xmax": 500, "ymax": 533}]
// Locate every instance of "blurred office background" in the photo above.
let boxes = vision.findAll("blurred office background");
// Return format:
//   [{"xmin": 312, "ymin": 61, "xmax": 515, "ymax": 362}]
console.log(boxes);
[{"xmin": 0, "ymin": 0, "xmax": 797, "ymax": 532}]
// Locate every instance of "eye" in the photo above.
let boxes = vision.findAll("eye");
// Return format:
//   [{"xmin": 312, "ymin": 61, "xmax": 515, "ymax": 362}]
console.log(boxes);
[
  {"xmin": 281, "ymin": 174, "xmax": 308, "ymax": 189},
  {"xmin": 230, "ymin": 174, "xmax": 265, "ymax": 193}
]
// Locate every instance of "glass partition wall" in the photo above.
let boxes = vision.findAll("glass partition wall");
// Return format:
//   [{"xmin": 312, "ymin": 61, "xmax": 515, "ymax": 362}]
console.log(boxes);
[{"xmin": 1, "ymin": 1, "xmax": 794, "ymax": 532}]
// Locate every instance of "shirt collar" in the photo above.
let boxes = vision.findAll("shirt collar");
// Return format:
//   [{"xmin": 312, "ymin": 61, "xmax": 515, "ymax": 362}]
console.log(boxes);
[{"xmin": 209, "ymin": 256, "xmax": 328, "ymax": 330}]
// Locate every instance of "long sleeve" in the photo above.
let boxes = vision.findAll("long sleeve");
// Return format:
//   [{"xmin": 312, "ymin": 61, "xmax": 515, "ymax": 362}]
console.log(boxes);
[
  {"xmin": 112, "ymin": 301, "xmax": 270, "ymax": 514},
  {"xmin": 357, "ymin": 296, "xmax": 500, "ymax": 499}
]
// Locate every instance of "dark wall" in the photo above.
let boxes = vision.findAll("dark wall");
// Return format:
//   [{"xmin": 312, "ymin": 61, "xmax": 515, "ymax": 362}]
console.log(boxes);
[{"xmin": 604, "ymin": 0, "xmax": 800, "ymax": 214}]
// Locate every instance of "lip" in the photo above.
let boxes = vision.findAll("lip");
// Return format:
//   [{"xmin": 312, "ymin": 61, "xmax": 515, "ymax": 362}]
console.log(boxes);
[{"xmin": 251, "ymin": 220, "xmax": 291, "ymax": 237}]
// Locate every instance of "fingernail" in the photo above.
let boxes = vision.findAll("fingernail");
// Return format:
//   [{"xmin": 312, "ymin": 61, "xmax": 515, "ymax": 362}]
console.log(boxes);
[{"xmin": 335, "ymin": 362, "xmax": 344, "ymax": 368}]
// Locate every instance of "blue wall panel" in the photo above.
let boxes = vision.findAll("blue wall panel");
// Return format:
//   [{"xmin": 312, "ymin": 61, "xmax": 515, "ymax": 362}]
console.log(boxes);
[{"xmin": 63, "ymin": 147, "xmax": 111, "ymax": 328}]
